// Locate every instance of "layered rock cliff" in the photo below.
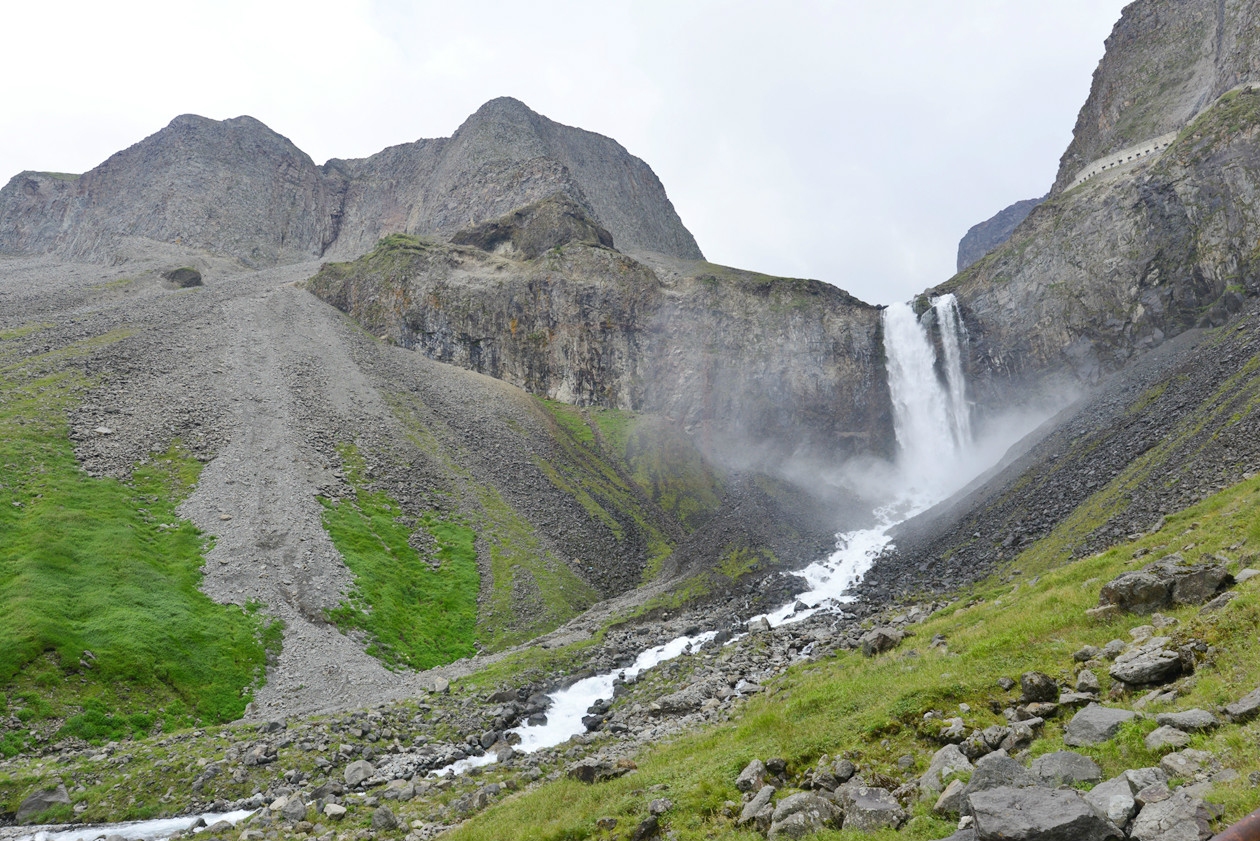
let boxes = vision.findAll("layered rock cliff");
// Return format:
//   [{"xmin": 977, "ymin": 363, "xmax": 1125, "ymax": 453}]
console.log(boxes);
[
  {"xmin": 0, "ymin": 98, "xmax": 702, "ymax": 267},
  {"xmin": 307, "ymin": 196, "xmax": 891, "ymax": 462}
]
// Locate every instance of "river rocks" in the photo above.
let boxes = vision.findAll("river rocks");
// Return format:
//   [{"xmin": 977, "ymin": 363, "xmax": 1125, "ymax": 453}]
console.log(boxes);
[
  {"xmin": 766, "ymin": 792, "xmax": 841, "ymax": 838},
  {"xmin": 1030, "ymin": 750, "xmax": 1102, "ymax": 785},
  {"xmin": 1098, "ymin": 559, "xmax": 1232, "ymax": 614},
  {"xmin": 1063, "ymin": 704, "xmax": 1137, "ymax": 746},
  {"xmin": 834, "ymin": 785, "xmax": 906, "ymax": 831},
  {"xmin": 343, "ymin": 759, "xmax": 375, "ymax": 787},
  {"xmin": 16, "ymin": 784, "xmax": 71, "ymax": 822},
  {"xmin": 1224, "ymin": 685, "xmax": 1260, "ymax": 722},
  {"xmin": 969, "ymin": 786, "xmax": 1123, "ymax": 841},
  {"xmin": 859, "ymin": 627, "xmax": 904, "ymax": 657}
]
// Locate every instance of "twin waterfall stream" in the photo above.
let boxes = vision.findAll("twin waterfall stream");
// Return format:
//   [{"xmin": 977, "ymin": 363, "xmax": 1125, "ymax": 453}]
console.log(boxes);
[{"xmin": 19, "ymin": 295, "xmax": 976, "ymax": 841}]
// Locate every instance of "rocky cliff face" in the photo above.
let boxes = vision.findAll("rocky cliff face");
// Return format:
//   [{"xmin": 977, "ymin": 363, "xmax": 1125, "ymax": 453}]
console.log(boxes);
[
  {"xmin": 1051, "ymin": 0, "xmax": 1260, "ymax": 193},
  {"xmin": 956, "ymin": 195, "xmax": 1044, "ymax": 272},
  {"xmin": 944, "ymin": 85, "xmax": 1260, "ymax": 414},
  {"xmin": 0, "ymin": 99, "xmax": 702, "ymax": 266},
  {"xmin": 307, "ymin": 197, "xmax": 891, "ymax": 463}
]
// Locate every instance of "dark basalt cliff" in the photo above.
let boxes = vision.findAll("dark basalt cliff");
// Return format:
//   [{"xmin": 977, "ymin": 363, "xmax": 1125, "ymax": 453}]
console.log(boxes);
[
  {"xmin": 307, "ymin": 196, "xmax": 891, "ymax": 463},
  {"xmin": 0, "ymin": 98, "xmax": 702, "ymax": 267}
]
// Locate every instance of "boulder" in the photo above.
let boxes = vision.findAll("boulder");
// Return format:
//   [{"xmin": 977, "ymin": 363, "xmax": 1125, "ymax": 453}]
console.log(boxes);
[
  {"xmin": 919, "ymin": 744, "xmax": 973, "ymax": 799},
  {"xmin": 1225, "ymin": 686, "xmax": 1260, "ymax": 723},
  {"xmin": 1155, "ymin": 709, "xmax": 1219, "ymax": 732},
  {"xmin": 1020, "ymin": 671, "xmax": 1058, "ymax": 703},
  {"xmin": 370, "ymin": 805, "xmax": 399, "ymax": 831},
  {"xmin": 736, "ymin": 758, "xmax": 767, "ymax": 792},
  {"xmin": 1158, "ymin": 749, "xmax": 1218, "ymax": 780},
  {"xmin": 1109, "ymin": 638, "xmax": 1187, "ymax": 685},
  {"xmin": 629, "ymin": 815, "xmax": 659, "ymax": 841},
  {"xmin": 767, "ymin": 792, "xmax": 841, "ymax": 839},
  {"xmin": 738, "ymin": 785, "xmax": 776, "ymax": 831},
  {"xmin": 969, "ymin": 786, "xmax": 1122, "ymax": 841},
  {"xmin": 162, "ymin": 266, "xmax": 203, "ymax": 288},
  {"xmin": 934, "ymin": 779, "xmax": 967, "ymax": 816},
  {"xmin": 960, "ymin": 749, "xmax": 1038, "ymax": 813},
  {"xmin": 344, "ymin": 759, "xmax": 375, "ymax": 787},
  {"xmin": 566, "ymin": 758, "xmax": 633, "ymax": 783},
  {"xmin": 1030, "ymin": 750, "xmax": 1103, "ymax": 785},
  {"xmin": 834, "ymin": 785, "xmax": 906, "ymax": 831},
  {"xmin": 1144, "ymin": 726, "xmax": 1192, "ymax": 752},
  {"xmin": 1084, "ymin": 775, "xmax": 1137, "ymax": 828},
  {"xmin": 1063, "ymin": 704, "xmax": 1137, "ymax": 746},
  {"xmin": 1098, "ymin": 560, "xmax": 1231, "ymax": 614},
  {"xmin": 323, "ymin": 803, "xmax": 347, "ymax": 820},
  {"xmin": 859, "ymin": 627, "xmax": 904, "ymax": 657},
  {"xmin": 16, "ymin": 784, "xmax": 71, "ymax": 822},
  {"xmin": 279, "ymin": 796, "xmax": 309, "ymax": 823},
  {"xmin": 747, "ymin": 617, "xmax": 771, "ymax": 633},
  {"xmin": 1127, "ymin": 791, "xmax": 1212, "ymax": 841}
]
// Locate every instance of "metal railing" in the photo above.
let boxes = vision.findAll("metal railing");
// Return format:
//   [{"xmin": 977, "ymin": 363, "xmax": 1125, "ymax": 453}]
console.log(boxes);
[{"xmin": 1213, "ymin": 806, "xmax": 1260, "ymax": 841}]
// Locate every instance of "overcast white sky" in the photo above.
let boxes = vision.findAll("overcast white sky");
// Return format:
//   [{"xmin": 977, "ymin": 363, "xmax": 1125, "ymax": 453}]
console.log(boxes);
[{"xmin": 0, "ymin": 1, "xmax": 1128, "ymax": 305}]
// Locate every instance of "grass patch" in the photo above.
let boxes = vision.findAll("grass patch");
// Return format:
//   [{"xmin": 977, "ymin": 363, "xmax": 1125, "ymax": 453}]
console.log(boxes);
[
  {"xmin": 445, "ymin": 472, "xmax": 1260, "ymax": 839},
  {"xmin": 0, "ymin": 328, "xmax": 275, "ymax": 733},
  {"xmin": 321, "ymin": 444, "xmax": 479, "ymax": 670}
]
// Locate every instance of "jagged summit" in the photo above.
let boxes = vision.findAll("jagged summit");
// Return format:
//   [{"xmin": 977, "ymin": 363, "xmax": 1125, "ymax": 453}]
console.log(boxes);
[{"xmin": 0, "ymin": 99, "xmax": 703, "ymax": 266}]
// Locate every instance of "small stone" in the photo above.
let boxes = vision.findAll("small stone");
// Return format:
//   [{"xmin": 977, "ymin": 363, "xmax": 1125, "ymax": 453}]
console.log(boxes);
[
  {"xmin": 1076, "ymin": 669, "xmax": 1101, "ymax": 693},
  {"xmin": 1019, "ymin": 671, "xmax": 1058, "ymax": 703},
  {"xmin": 1073, "ymin": 645, "xmax": 1101, "ymax": 662},
  {"xmin": 1224, "ymin": 686, "xmax": 1260, "ymax": 723},
  {"xmin": 997, "ymin": 677, "xmax": 1016, "ymax": 691}
]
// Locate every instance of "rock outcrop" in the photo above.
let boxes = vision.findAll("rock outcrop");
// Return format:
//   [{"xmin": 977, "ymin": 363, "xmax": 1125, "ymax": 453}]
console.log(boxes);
[
  {"xmin": 956, "ymin": 195, "xmax": 1044, "ymax": 272},
  {"xmin": 0, "ymin": 98, "xmax": 702, "ymax": 267},
  {"xmin": 306, "ymin": 206, "xmax": 891, "ymax": 462}
]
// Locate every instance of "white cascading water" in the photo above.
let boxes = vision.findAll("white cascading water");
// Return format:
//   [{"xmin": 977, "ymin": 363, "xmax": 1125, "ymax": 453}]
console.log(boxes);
[{"xmin": 17, "ymin": 295, "xmax": 979, "ymax": 841}]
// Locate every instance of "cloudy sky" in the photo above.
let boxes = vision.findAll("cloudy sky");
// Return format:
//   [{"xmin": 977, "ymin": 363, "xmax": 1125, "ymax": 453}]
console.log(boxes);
[{"xmin": 1, "ymin": 1, "xmax": 1128, "ymax": 305}]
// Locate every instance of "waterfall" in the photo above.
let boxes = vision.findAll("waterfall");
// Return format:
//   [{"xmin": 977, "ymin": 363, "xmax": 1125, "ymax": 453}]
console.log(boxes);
[{"xmin": 882, "ymin": 294, "xmax": 971, "ymax": 478}]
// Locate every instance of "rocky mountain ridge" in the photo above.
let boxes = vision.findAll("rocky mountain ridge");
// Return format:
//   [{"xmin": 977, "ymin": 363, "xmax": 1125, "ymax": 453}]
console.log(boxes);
[{"xmin": 0, "ymin": 98, "xmax": 701, "ymax": 268}]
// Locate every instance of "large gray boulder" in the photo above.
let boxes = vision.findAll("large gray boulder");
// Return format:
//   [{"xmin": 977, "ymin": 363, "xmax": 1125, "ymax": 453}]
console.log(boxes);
[
  {"xmin": 1084, "ymin": 775, "xmax": 1138, "ymax": 828},
  {"xmin": 834, "ymin": 785, "xmax": 907, "ymax": 831},
  {"xmin": 1063, "ymin": 704, "xmax": 1137, "ymax": 746},
  {"xmin": 1109, "ymin": 638, "xmax": 1187, "ymax": 685},
  {"xmin": 1098, "ymin": 559, "xmax": 1231, "ymax": 614},
  {"xmin": 766, "ymin": 792, "xmax": 841, "ymax": 839},
  {"xmin": 859, "ymin": 627, "xmax": 904, "ymax": 657},
  {"xmin": 1030, "ymin": 750, "xmax": 1103, "ymax": 785},
  {"xmin": 344, "ymin": 759, "xmax": 375, "ymax": 787},
  {"xmin": 970, "ymin": 786, "xmax": 1122, "ymax": 841},
  {"xmin": 16, "ymin": 785, "xmax": 71, "ymax": 822},
  {"xmin": 1127, "ymin": 791, "xmax": 1212, "ymax": 841},
  {"xmin": 1155, "ymin": 709, "xmax": 1220, "ymax": 732},
  {"xmin": 738, "ymin": 785, "xmax": 776, "ymax": 832},
  {"xmin": 1020, "ymin": 671, "xmax": 1059, "ymax": 703},
  {"xmin": 960, "ymin": 749, "xmax": 1038, "ymax": 813}
]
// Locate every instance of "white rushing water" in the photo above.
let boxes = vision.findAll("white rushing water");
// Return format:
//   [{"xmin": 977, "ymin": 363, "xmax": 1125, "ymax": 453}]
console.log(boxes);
[
  {"xmin": 439, "ymin": 293, "xmax": 978, "ymax": 775},
  {"xmin": 13, "ymin": 811, "xmax": 253, "ymax": 841},
  {"xmin": 20, "ymin": 294, "xmax": 980, "ymax": 839}
]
